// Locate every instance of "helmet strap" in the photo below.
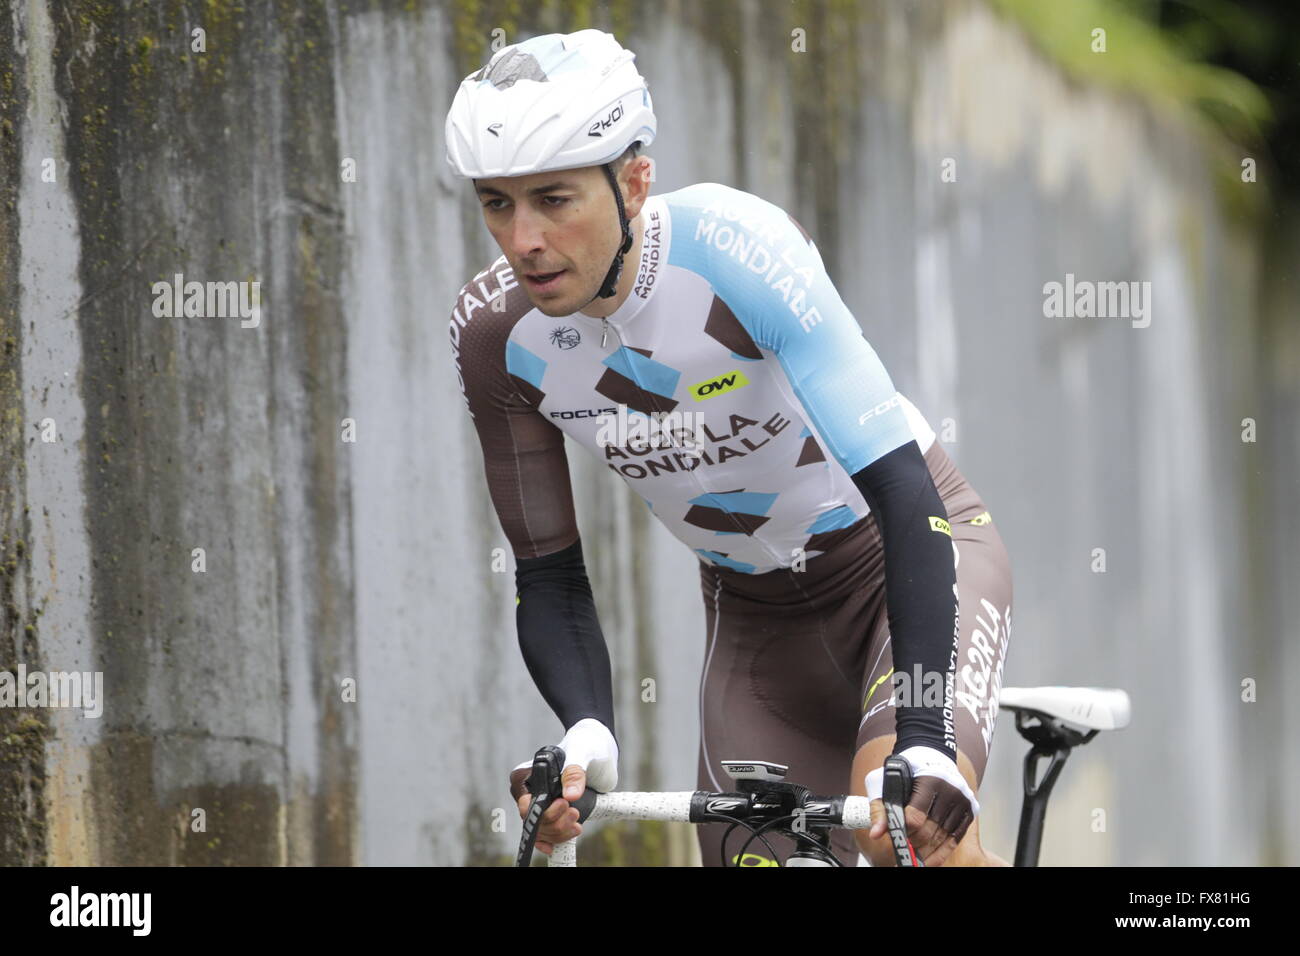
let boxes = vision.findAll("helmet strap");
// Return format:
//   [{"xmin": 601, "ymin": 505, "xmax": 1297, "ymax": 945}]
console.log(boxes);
[{"xmin": 590, "ymin": 161, "xmax": 635, "ymax": 301}]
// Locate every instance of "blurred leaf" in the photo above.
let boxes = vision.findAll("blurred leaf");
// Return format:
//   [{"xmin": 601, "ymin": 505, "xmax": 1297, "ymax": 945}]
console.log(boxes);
[{"xmin": 991, "ymin": 0, "xmax": 1273, "ymax": 144}]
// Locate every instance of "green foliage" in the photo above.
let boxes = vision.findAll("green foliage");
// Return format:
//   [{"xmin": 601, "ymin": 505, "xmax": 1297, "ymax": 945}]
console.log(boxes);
[{"xmin": 991, "ymin": 0, "xmax": 1271, "ymax": 144}]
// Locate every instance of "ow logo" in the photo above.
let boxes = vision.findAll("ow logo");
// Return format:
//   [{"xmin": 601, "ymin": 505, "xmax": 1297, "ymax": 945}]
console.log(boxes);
[{"xmin": 690, "ymin": 370, "xmax": 750, "ymax": 401}]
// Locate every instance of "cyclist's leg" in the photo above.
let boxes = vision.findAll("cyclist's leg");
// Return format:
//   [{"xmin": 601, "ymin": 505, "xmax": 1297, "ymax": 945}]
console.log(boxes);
[
  {"xmin": 851, "ymin": 443, "xmax": 1014, "ymax": 866},
  {"xmin": 695, "ymin": 546, "xmax": 877, "ymax": 868}
]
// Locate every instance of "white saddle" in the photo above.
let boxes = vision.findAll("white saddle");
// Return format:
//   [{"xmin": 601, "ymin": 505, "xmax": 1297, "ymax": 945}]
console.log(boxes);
[{"xmin": 998, "ymin": 686, "xmax": 1131, "ymax": 732}]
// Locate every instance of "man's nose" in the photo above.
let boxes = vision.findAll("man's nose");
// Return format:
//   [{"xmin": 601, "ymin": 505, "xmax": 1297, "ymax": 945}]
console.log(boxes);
[{"xmin": 507, "ymin": 207, "xmax": 546, "ymax": 260}]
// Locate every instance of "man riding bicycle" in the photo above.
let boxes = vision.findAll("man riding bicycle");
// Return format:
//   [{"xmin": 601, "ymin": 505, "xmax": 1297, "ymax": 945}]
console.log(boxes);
[{"xmin": 445, "ymin": 29, "xmax": 1012, "ymax": 866}]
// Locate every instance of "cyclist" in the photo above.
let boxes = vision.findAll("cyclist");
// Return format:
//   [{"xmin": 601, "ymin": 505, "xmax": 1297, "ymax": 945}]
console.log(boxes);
[{"xmin": 446, "ymin": 29, "xmax": 1012, "ymax": 866}]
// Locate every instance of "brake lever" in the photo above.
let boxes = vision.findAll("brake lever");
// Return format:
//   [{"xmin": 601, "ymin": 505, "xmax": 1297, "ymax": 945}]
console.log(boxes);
[
  {"xmin": 882, "ymin": 754, "xmax": 923, "ymax": 867},
  {"xmin": 515, "ymin": 745, "xmax": 566, "ymax": 868}
]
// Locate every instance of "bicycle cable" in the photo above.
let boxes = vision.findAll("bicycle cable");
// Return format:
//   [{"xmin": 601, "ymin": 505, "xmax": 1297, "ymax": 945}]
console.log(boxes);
[
  {"xmin": 718, "ymin": 819, "xmax": 782, "ymax": 867},
  {"xmin": 747, "ymin": 814, "xmax": 844, "ymax": 867},
  {"xmin": 728, "ymin": 813, "xmax": 844, "ymax": 867}
]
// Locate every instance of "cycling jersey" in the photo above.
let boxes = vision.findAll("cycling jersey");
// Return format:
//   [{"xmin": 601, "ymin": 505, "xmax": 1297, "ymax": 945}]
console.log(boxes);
[
  {"xmin": 449, "ymin": 182, "xmax": 936, "ymax": 575},
  {"xmin": 451, "ymin": 180, "xmax": 970, "ymax": 771}
]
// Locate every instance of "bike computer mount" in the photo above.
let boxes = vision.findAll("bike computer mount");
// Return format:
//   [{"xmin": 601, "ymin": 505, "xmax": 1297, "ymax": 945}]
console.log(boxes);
[
  {"xmin": 721, "ymin": 759, "xmax": 789, "ymax": 783},
  {"xmin": 720, "ymin": 758, "xmax": 812, "ymax": 814},
  {"xmin": 719, "ymin": 758, "xmax": 844, "ymax": 866}
]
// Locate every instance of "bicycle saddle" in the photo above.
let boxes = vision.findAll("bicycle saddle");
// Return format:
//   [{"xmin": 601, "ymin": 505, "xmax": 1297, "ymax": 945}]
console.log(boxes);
[{"xmin": 998, "ymin": 686, "xmax": 1131, "ymax": 732}]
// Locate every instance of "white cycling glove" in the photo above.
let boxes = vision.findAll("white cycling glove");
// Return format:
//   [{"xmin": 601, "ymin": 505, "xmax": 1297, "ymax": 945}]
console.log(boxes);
[
  {"xmin": 511, "ymin": 718, "xmax": 620, "ymax": 798},
  {"xmin": 864, "ymin": 745, "xmax": 980, "ymax": 817},
  {"xmin": 558, "ymin": 718, "xmax": 619, "ymax": 794}
]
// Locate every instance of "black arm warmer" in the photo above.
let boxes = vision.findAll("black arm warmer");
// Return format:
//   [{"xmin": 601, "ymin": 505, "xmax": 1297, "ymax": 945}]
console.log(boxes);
[
  {"xmin": 851, "ymin": 441, "xmax": 960, "ymax": 760},
  {"xmin": 514, "ymin": 536, "xmax": 617, "ymax": 738}
]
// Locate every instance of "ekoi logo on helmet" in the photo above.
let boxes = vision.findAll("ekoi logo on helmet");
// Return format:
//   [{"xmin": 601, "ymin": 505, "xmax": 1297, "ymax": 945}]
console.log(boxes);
[{"xmin": 588, "ymin": 101, "xmax": 625, "ymax": 137}]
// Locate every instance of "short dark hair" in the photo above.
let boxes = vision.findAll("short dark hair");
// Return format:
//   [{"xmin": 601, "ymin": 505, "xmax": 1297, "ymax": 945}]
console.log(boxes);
[{"xmin": 612, "ymin": 142, "xmax": 641, "ymax": 173}]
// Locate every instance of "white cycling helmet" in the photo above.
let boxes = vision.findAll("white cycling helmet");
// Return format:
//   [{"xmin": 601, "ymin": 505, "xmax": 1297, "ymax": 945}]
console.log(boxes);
[
  {"xmin": 445, "ymin": 29, "xmax": 656, "ymax": 178},
  {"xmin": 445, "ymin": 29, "xmax": 657, "ymax": 300}
]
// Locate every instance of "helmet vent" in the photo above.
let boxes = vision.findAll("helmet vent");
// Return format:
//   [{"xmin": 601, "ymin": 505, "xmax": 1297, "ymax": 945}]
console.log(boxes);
[{"xmin": 474, "ymin": 49, "xmax": 549, "ymax": 90}]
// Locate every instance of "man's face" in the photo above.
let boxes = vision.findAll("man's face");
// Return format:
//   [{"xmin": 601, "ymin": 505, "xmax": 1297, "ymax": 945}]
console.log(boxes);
[{"xmin": 475, "ymin": 165, "xmax": 623, "ymax": 317}]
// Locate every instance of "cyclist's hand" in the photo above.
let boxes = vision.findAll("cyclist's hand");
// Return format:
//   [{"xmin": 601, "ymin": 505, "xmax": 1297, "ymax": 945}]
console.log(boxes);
[
  {"xmin": 509, "ymin": 763, "xmax": 583, "ymax": 854},
  {"xmin": 507, "ymin": 718, "xmax": 619, "ymax": 856},
  {"xmin": 864, "ymin": 745, "xmax": 979, "ymax": 867}
]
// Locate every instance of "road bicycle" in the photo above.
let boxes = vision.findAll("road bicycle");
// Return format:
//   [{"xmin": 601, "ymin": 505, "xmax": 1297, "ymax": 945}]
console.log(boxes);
[{"xmin": 513, "ymin": 685, "xmax": 1131, "ymax": 867}]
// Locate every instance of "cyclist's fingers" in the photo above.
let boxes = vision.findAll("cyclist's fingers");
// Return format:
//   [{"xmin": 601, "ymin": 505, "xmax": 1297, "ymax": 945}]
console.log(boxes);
[
  {"xmin": 541, "ymin": 797, "xmax": 570, "ymax": 823},
  {"xmin": 560, "ymin": 764, "xmax": 587, "ymax": 801},
  {"xmin": 516, "ymin": 791, "xmax": 553, "ymax": 820},
  {"xmin": 878, "ymin": 798, "xmax": 928, "ymax": 857},
  {"xmin": 545, "ymin": 805, "xmax": 580, "ymax": 831},
  {"xmin": 517, "ymin": 793, "xmax": 570, "ymax": 825},
  {"xmin": 552, "ymin": 820, "xmax": 583, "ymax": 841},
  {"xmin": 943, "ymin": 807, "xmax": 975, "ymax": 846},
  {"xmin": 920, "ymin": 833, "xmax": 959, "ymax": 867},
  {"xmin": 878, "ymin": 798, "xmax": 927, "ymax": 848},
  {"xmin": 539, "ymin": 826, "xmax": 581, "ymax": 848},
  {"xmin": 919, "ymin": 826, "xmax": 951, "ymax": 862},
  {"xmin": 867, "ymin": 797, "xmax": 886, "ymax": 837},
  {"xmin": 508, "ymin": 764, "xmax": 531, "ymax": 804},
  {"xmin": 540, "ymin": 805, "xmax": 582, "ymax": 843},
  {"xmin": 913, "ymin": 804, "xmax": 960, "ymax": 862},
  {"xmin": 903, "ymin": 804, "xmax": 928, "ymax": 836},
  {"xmin": 906, "ymin": 806, "xmax": 944, "ymax": 853}
]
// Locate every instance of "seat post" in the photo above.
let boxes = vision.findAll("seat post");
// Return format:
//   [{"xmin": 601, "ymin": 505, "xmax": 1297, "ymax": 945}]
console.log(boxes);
[
  {"xmin": 1015, "ymin": 744, "xmax": 1071, "ymax": 867},
  {"xmin": 1010, "ymin": 709, "xmax": 1098, "ymax": 867}
]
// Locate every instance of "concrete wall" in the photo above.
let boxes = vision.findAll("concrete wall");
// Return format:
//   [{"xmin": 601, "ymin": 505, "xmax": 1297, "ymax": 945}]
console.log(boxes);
[{"xmin": 0, "ymin": 0, "xmax": 1294, "ymax": 865}]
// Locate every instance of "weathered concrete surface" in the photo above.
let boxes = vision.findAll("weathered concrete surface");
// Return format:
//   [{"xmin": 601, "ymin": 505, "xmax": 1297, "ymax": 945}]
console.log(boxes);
[
  {"xmin": 0, "ymin": 0, "xmax": 1295, "ymax": 865},
  {"xmin": 4, "ymin": 0, "xmax": 358, "ymax": 865}
]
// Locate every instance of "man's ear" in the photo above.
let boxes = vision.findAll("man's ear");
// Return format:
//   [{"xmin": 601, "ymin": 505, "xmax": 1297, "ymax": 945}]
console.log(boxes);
[{"xmin": 622, "ymin": 156, "xmax": 652, "ymax": 218}]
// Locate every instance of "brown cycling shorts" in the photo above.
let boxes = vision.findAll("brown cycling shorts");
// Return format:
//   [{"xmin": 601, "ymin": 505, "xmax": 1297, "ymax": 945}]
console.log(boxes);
[{"xmin": 693, "ymin": 439, "xmax": 1013, "ymax": 867}]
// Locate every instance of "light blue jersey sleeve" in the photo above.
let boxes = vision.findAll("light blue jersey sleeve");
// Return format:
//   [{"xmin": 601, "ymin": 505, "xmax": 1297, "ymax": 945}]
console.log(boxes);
[{"xmin": 666, "ymin": 183, "xmax": 914, "ymax": 475}]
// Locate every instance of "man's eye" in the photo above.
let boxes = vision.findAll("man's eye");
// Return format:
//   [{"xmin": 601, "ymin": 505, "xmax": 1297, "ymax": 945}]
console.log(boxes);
[
  {"xmin": 482, "ymin": 198, "xmax": 506, "ymax": 211},
  {"xmin": 543, "ymin": 196, "xmax": 569, "ymax": 207}
]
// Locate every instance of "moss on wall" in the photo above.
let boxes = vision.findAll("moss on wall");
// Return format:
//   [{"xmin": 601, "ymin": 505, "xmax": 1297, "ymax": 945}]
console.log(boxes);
[
  {"xmin": 0, "ymin": 0, "xmax": 50, "ymax": 869},
  {"xmin": 990, "ymin": 0, "xmax": 1272, "ymax": 221},
  {"xmin": 443, "ymin": 0, "xmax": 639, "ymax": 81},
  {"xmin": 42, "ymin": 0, "xmax": 358, "ymax": 865}
]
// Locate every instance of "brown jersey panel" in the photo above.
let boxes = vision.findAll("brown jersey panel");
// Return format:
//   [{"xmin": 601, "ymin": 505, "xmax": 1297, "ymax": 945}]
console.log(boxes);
[{"xmin": 450, "ymin": 257, "xmax": 579, "ymax": 560}]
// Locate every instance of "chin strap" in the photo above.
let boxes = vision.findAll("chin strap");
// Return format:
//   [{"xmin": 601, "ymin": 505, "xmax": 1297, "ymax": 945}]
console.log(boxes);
[{"xmin": 587, "ymin": 161, "xmax": 635, "ymax": 303}]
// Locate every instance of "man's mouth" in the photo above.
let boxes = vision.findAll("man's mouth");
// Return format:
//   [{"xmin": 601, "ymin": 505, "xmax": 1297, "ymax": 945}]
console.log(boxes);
[{"xmin": 524, "ymin": 269, "xmax": 566, "ymax": 291}]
